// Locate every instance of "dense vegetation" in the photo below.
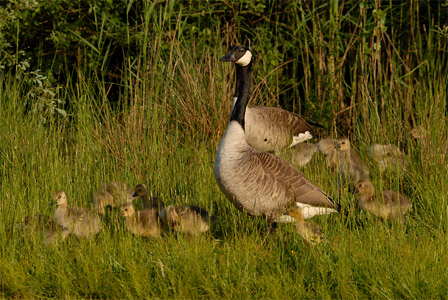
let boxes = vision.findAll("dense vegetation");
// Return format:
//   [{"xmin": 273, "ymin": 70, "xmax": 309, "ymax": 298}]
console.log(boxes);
[{"xmin": 1, "ymin": 0, "xmax": 447, "ymax": 298}]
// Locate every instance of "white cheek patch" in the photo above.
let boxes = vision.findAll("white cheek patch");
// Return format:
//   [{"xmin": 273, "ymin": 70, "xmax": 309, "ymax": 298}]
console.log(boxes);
[{"xmin": 236, "ymin": 51, "xmax": 252, "ymax": 66}]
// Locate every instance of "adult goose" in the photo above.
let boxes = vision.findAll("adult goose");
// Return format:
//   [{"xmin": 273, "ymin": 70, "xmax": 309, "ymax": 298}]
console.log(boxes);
[
  {"xmin": 214, "ymin": 46, "xmax": 339, "ymax": 222},
  {"xmin": 229, "ymin": 46, "xmax": 314, "ymax": 153}
]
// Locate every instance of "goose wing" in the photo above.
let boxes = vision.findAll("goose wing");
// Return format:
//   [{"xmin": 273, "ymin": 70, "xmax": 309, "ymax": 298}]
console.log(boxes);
[
  {"xmin": 253, "ymin": 107, "xmax": 313, "ymax": 135},
  {"xmin": 249, "ymin": 149, "xmax": 338, "ymax": 210}
]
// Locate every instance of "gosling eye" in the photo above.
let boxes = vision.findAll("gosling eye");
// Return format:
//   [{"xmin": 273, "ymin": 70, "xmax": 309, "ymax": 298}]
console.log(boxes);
[{"xmin": 264, "ymin": 138, "xmax": 268, "ymax": 142}]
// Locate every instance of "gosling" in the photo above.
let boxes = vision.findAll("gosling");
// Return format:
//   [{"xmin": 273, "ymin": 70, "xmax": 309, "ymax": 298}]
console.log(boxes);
[
  {"xmin": 278, "ymin": 142, "xmax": 318, "ymax": 167},
  {"xmin": 334, "ymin": 138, "xmax": 370, "ymax": 184},
  {"xmin": 54, "ymin": 190, "xmax": 102, "ymax": 238},
  {"xmin": 317, "ymin": 138, "xmax": 338, "ymax": 169},
  {"xmin": 121, "ymin": 202, "xmax": 162, "ymax": 238},
  {"xmin": 162, "ymin": 205, "xmax": 216, "ymax": 235},
  {"xmin": 368, "ymin": 144, "xmax": 408, "ymax": 172},
  {"xmin": 288, "ymin": 207, "xmax": 323, "ymax": 245},
  {"xmin": 354, "ymin": 179, "xmax": 412, "ymax": 221},
  {"xmin": 133, "ymin": 184, "xmax": 165, "ymax": 210},
  {"xmin": 7, "ymin": 215, "xmax": 70, "ymax": 245},
  {"xmin": 94, "ymin": 182, "xmax": 135, "ymax": 215}
]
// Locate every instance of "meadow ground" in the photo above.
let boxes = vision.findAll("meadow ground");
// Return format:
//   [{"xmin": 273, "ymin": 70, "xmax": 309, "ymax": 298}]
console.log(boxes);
[{"xmin": 1, "ymin": 1, "xmax": 447, "ymax": 298}]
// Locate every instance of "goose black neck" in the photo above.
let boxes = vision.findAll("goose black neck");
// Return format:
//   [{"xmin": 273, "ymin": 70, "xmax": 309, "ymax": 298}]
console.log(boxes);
[
  {"xmin": 233, "ymin": 65, "xmax": 241, "ymax": 98},
  {"xmin": 230, "ymin": 63, "xmax": 251, "ymax": 130}
]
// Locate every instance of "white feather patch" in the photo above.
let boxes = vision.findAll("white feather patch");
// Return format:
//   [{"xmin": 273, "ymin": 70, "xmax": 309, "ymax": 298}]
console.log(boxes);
[
  {"xmin": 295, "ymin": 202, "xmax": 339, "ymax": 219},
  {"xmin": 290, "ymin": 131, "xmax": 313, "ymax": 148},
  {"xmin": 236, "ymin": 51, "xmax": 252, "ymax": 66},
  {"xmin": 231, "ymin": 97, "xmax": 238, "ymax": 113}
]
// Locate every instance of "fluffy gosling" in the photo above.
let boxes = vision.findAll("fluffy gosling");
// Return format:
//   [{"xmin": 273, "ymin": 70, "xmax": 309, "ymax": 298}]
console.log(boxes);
[
  {"xmin": 334, "ymin": 138, "xmax": 370, "ymax": 184},
  {"xmin": 368, "ymin": 144, "xmax": 408, "ymax": 172},
  {"xmin": 133, "ymin": 184, "xmax": 165, "ymax": 210},
  {"xmin": 54, "ymin": 190, "xmax": 102, "ymax": 238},
  {"xmin": 278, "ymin": 142, "xmax": 318, "ymax": 167},
  {"xmin": 7, "ymin": 215, "xmax": 70, "ymax": 245},
  {"xmin": 288, "ymin": 207, "xmax": 323, "ymax": 245},
  {"xmin": 354, "ymin": 179, "xmax": 412, "ymax": 221},
  {"xmin": 94, "ymin": 182, "xmax": 135, "ymax": 215},
  {"xmin": 162, "ymin": 205, "xmax": 216, "ymax": 235},
  {"xmin": 317, "ymin": 138, "xmax": 338, "ymax": 169},
  {"xmin": 121, "ymin": 202, "xmax": 162, "ymax": 238}
]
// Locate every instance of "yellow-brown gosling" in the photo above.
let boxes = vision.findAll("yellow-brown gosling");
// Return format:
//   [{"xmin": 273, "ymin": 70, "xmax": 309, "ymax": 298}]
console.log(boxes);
[
  {"xmin": 317, "ymin": 138, "xmax": 338, "ymax": 170},
  {"xmin": 53, "ymin": 190, "xmax": 102, "ymax": 238},
  {"xmin": 278, "ymin": 142, "xmax": 318, "ymax": 167},
  {"xmin": 367, "ymin": 144, "xmax": 408, "ymax": 172},
  {"xmin": 94, "ymin": 182, "xmax": 135, "ymax": 215},
  {"xmin": 132, "ymin": 184, "xmax": 165, "ymax": 210},
  {"xmin": 288, "ymin": 206, "xmax": 323, "ymax": 245},
  {"xmin": 354, "ymin": 179, "xmax": 412, "ymax": 221},
  {"xmin": 121, "ymin": 202, "xmax": 162, "ymax": 238},
  {"xmin": 162, "ymin": 205, "xmax": 217, "ymax": 235},
  {"xmin": 7, "ymin": 215, "xmax": 70, "ymax": 245},
  {"xmin": 334, "ymin": 138, "xmax": 370, "ymax": 184}
]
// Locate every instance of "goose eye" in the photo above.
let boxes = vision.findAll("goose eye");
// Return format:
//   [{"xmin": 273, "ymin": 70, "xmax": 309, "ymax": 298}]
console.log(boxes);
[{"xmin": 240, "ymin": 48, "xmax": 245, "ymax": 52}]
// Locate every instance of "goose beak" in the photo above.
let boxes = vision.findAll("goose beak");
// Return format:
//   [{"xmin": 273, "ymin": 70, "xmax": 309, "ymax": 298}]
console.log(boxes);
[{"xmin": 220, "ymin": 52, "xmax": 236, "ymax": 62}]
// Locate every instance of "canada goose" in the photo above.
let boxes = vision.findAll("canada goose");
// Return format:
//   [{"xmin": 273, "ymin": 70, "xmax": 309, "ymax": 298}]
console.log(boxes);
[
  {"xmin": 354, "ymin": 179, "xmax": 412, "ymax": 221},
  {"xmin": 162, "ymin": 205, "xmax": 217, "ymax": 235},
  {"xmin": 120, "ymin": 202, "xmax": 161, "ymax": 238},
  {"xmin": 334, "ymin": 138, "xmax": 369, "ymax": 184},
  {"xmin": 367, "ymin": 144, "xmax": 408, "ymax": 172},
  {"xmin": 277, "ymin": 142, "xmax": 318, "ymax": 167},
  {"xmin": 7, "ymin": 215, "xmax": 70, "ymax": 245},
  {"xmin": 316, "ymin": 138, "xmax": 338, "ymax": 169},
  {"xmin": 53, "ymin": 190, "xmax": 102, "ymax": 238},
  {"xmin": 132, "ymin": 184, "xmax": 165, "ymax": 211},
  {"xmin": 214, "ymin": 46, "xmax": 339, "ymax": 223},
  {"xmin": 288, "ymin": 207, "xmax": 323, "ymax": 245},
  {"xmin": 229, "ymin": 46, "xmax": 314, "ymax": 153},
  {"xmin": 94, "ymin": 182, "xmax": 135, "ymax": 215}
]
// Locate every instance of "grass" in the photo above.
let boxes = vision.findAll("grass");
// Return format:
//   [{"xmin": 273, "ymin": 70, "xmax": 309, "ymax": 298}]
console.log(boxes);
[{"xmin": 1, "ymin": 1, "xmax": 448, "ymax": 298}]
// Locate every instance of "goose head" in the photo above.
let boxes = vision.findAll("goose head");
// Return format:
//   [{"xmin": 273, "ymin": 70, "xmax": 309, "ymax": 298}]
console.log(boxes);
[
  {"xmin": 409, "ymin": 126, "xmax": 426, "ymax": 139},
  {"xmin": 53, "ymin": 190, "xmax": 67, "ymax": 207},
  {"xmin": 121, "ymin": 202, "xmax": 135, "ymax": 218},
  {"xmin": 354, "ymin": 179, "xmax": 375, "ymax": 196},
  {"xmin": 334, "ymin": 138, "xmax": 351, "ymax": 151},
  {"xmin": 220, "ymin": 46, "xmax": 252, "ymax": 66},
  {"xmin": 133, "ymin": 184, "xmax": 148, "ymax": 198}
]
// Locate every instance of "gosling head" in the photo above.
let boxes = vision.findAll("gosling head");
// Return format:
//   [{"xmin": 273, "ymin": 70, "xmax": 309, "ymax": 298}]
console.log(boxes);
[
  {"xmin": 132, "ymin": 184, "xmax": 148, "ymax": 198},
  {"xmin": 53, "ymin": 190, "xmax": 67, "ymax": 207},
  {"xmin": 409, "ymin": 126, "xmax": 427, "ymax": 139},
  {"xmin": 334, "ymin": 138, "xmax": 351, "ymax": 151},
  {"xmin": 288, "ymin": 207, "xmax": 305, "ymax": 223},
  {"xmin": 121, "ymin": 202, "xmax": 135, "ymax": 218},
  {"xmin": 354, "ymin": 179, "xmax": 375, "ymax": 196},
  {"xmin": 220, "ymin": 46, "xmax": 252, "ymax": 66}
]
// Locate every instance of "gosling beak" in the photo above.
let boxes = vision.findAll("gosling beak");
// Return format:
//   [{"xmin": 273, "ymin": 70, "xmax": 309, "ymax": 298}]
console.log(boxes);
[
  {"xmin": 354, "ymin": 188, "xmax": 360, "ymax": 194},
  {"xmin": 132, "ymin": 192, "xmax": 138, "ymax": 197},
  {"xmin": 334, "ymin": 144, "xmax": 341, "ymax": 149}
]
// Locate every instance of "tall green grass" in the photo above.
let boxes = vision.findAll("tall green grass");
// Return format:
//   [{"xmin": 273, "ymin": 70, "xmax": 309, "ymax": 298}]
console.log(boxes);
[{"xmin": 1, "ymin": 0, "xmax": 448, "ymax": 298}]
